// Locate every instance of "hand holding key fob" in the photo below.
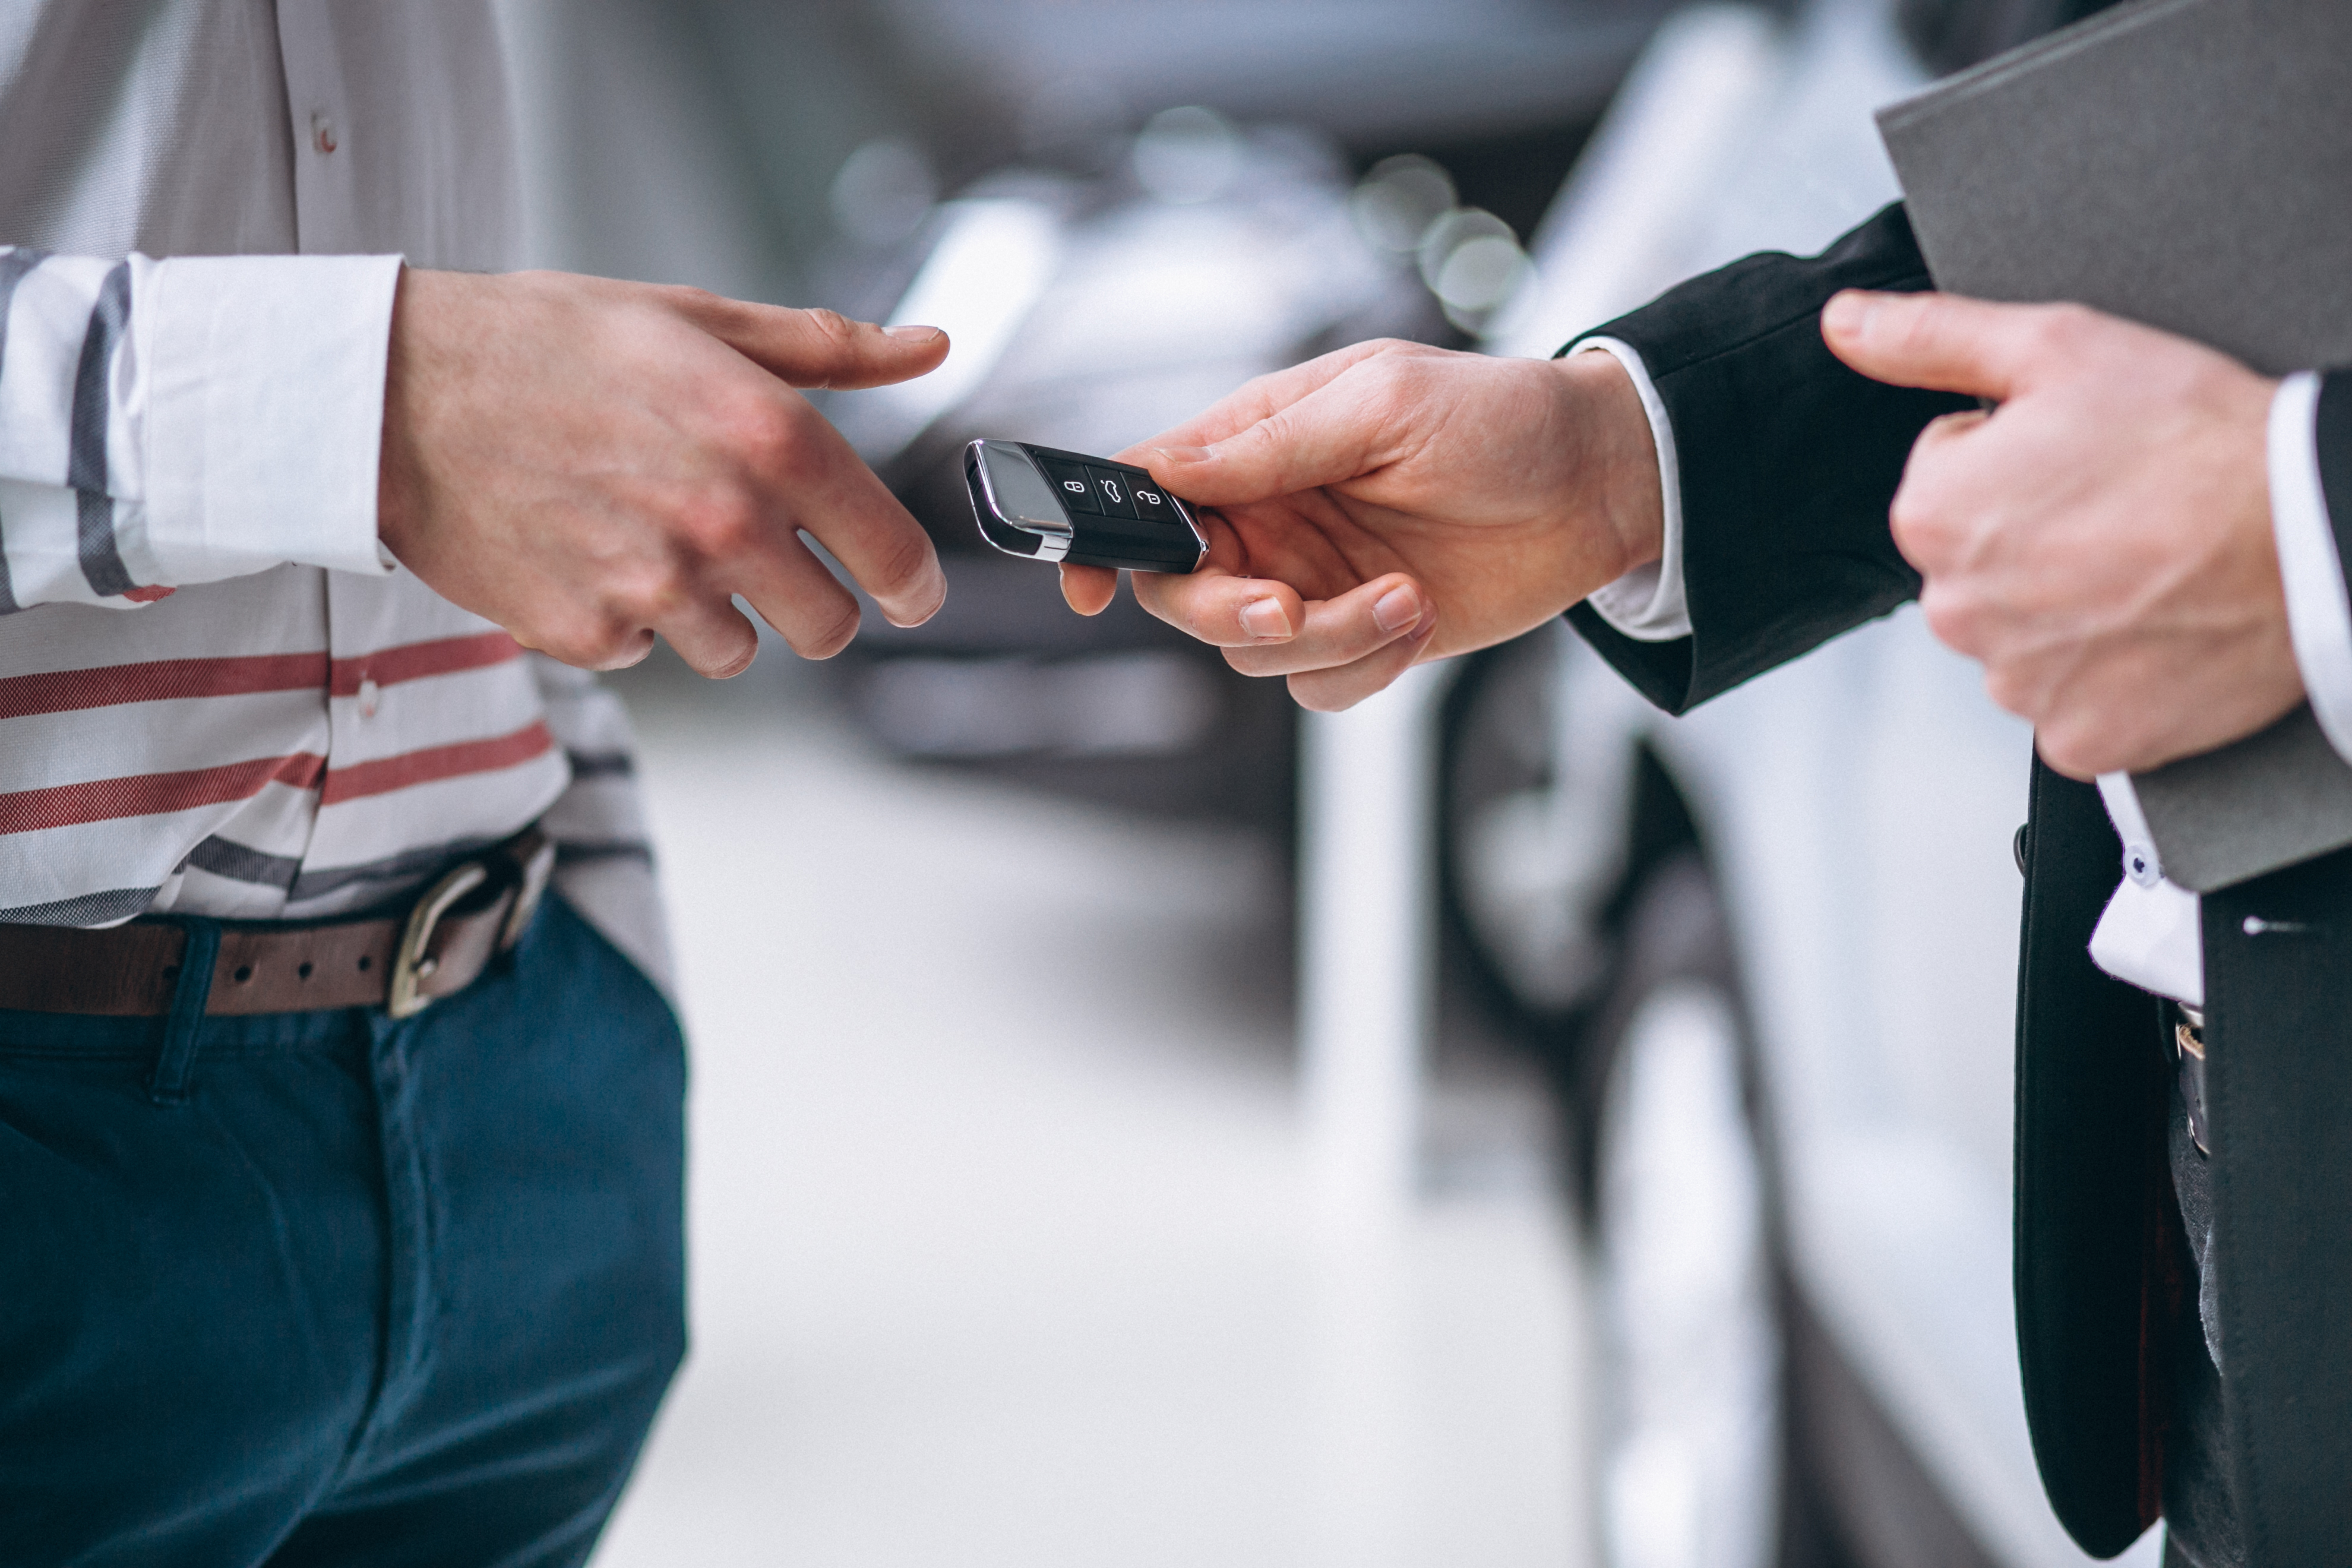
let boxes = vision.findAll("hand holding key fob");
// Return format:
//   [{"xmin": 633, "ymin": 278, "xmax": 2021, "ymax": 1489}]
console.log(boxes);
[{"xmin": 963, "ymin": 440, "xmax": 1207, "ymax": 574}]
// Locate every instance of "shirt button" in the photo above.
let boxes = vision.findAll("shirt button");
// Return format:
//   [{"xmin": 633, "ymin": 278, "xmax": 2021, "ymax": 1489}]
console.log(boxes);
[
  {"xmin": 312, "ymin": 116, "xmax": 339, "ymax": 155},
  {"xmin": 358, "ymin": 676, "xmax": 380, "ymax": 718}
]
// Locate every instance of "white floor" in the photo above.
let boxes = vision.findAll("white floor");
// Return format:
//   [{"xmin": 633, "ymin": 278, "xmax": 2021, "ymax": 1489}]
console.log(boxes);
[{"xmin": 589, "ymin": 661, "xmax": 1590, "ymax": 1568}]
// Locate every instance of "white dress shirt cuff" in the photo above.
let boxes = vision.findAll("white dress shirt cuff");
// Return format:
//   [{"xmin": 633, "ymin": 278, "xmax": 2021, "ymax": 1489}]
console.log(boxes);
[
  {"xmin": 2268, "ymin": 370, "xmax": 2352, "ymax": 762},
  {"xmin": 140, "ymin": 252, "xmax": 403, "ymax": 581},
  {"xmin": 2087, "ymin": 770, "xmax": 2204, "ymax": 1007},
  {"xmin": 1569, "ymin": 336, "xmax": 1691, "ymax": 643}
]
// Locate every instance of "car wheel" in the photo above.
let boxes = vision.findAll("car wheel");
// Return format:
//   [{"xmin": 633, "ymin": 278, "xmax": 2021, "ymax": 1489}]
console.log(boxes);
[
  {"xmin": 1576, "ymin": 856, "xmax": 1834, "ymax": 1568},
  {"xmin": 1437, "ymin": 622, "xmax": 1646, "ymax": 1026}
]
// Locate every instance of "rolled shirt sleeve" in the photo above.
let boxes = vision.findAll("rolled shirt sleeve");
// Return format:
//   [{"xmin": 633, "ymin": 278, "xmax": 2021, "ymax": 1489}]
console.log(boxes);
[{"xmin": 0, "ymin": 247, "xmax": 401, "ymax": 614}]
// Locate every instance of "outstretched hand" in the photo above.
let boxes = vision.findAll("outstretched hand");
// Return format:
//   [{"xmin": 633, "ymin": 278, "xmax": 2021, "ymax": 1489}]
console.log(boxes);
[
  {"xmin": 378, "ymin": 268, "xmax": 951, "ymax": 678},
  {"xmin": 1058, "ymin": 339, "xmax": 1663, "ymax": 710}
]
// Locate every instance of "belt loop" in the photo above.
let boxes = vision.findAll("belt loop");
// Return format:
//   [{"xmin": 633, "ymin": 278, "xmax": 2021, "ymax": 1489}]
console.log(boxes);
[{"xmin": 148, "ymin": 919, "xmax": 220, "ymax": 1105}]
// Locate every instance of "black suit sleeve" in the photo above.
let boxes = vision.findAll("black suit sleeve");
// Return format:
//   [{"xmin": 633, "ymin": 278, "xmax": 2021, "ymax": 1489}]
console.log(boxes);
[
  {"xmin": 1563, "ymin": 203, "xmax": 1977, "ymax": 713},
  {"xmin": 2316, "ymin": 371, "xmax": 2352, "ymax": 598}
]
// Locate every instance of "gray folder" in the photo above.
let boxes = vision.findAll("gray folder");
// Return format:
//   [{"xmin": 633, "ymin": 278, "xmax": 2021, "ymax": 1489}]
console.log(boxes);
[{"xmin": 1876, "ymin": 0, "xmax": 2352, "ymax": 892}]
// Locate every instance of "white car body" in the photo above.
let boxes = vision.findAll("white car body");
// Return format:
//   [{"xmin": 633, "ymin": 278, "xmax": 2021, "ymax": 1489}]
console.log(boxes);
[{"xmin": 1487, "ymin": 5, "xmax": 2164, "ymax": 1563}]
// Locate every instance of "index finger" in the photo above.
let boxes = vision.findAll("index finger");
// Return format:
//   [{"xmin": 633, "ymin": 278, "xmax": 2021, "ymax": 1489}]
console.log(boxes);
[
  {"xmin": 1112, "ymin": 340, "xmax": 1393, "ymax": 461},
  {"xmin": 1822, "ymin": 290, "xmax": 2056, "ymax": 402},
  {"xmin": 740, "ymin": 393, "xmax": 946, "ymax": 628},
  {"xmin": 1118, "ymin": 362, "xmax": 1411, "ymax": 511},
  {"xmin": 672, "ymin": 293, "xmax": 953, "ymax": 390}
]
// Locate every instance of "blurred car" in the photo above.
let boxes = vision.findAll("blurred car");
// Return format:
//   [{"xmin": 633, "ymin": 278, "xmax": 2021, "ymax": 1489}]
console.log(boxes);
[
  {"xmin": 510, "ymin": 0, "xmax": 1684, "ymax": 827},
  {"xmin": 1449, "ymin": 1, "xmax": 2171, "ymax": 1565},
  {"xmin": 776, "ymin": 0, "xmax": 1683, "ymax": 826},
  {"xmin": 815, "ymin": 122, "xmax": 1440, "ymax": 828}
]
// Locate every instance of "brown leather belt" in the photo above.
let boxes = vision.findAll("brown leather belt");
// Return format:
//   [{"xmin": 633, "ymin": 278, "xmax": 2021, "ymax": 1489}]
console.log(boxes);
[{"xmin": 0, "ymin": 829, "xmax": 555, "ymax": 1020}]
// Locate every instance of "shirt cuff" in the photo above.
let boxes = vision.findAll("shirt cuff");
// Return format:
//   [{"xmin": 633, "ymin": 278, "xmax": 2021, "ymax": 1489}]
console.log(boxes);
[
  {"xmin": 1570, "ymin": 336, "xmax": 1689, "ymax": 642},
  {"xmin": 2267, "ymin": 370, "xmax": 2352, "ymax": 763},
  {"xmin": 139, "ymin": 252, "xmax": 403, "ymax": 581},
  {"xmin": 2087, "ymin": 770, "xmax": 2204, "ymax": 1007}
]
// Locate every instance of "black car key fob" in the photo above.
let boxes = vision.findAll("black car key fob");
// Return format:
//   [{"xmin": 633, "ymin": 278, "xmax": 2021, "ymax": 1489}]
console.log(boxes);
[{"xmin": 963, "ymin": 439, "xmax": 1207, "ymax": 574}]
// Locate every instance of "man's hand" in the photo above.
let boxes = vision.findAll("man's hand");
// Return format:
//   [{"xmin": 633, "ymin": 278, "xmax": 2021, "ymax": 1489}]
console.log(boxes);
[
  {"xmin": 1057, "ymin": 339, "xmax": 1662, "ymax": 710},
  {"xmin": 377, "ymin": 268, "xmax": 950, "ymax": 677},
  {"xmin": 1825, "ymin": 291, "xmax": 2295, "ymax": 779}
]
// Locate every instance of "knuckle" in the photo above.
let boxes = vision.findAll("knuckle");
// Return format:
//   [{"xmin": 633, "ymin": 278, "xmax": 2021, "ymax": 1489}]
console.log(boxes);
[
  {"xmin": 802, "ymin": 598, "xmax": 863, "ymax": 659},
  {"xmin": 2033, "ymin": 718, "xmax": 2100, "ymax": 779},
  {"xmin": 1916, "ymin": 584, "xmax": 1980, "ymax": 651},
  {"xmin": 658, "ymin": 282, "xmax": 720, "ymax": 312},
  {"xmin": 1982, "ymin": 663, "xmax": 2035, "ymax": 717},
  {"xmin": 2029, "ymin": 304, "xmax": 2094, "ymax": 359},
  {"xmin": 1133, "ymin": 584, "xmax": 1182, "ymax": 629},
  {"xmin": 1288, "ymin": 672, "xmax": 1364, "ymax": 713},
  {"xmin": 796, "ymin": 307, "xmax": 858, "ymax": 350},
  {"xmin": 763, "ymin": 402, "xmax": 832, "ymax": 487},
  {"xmin": 712, "ymin": 395, "xmax": 830, "ymax": 495},
  {"xmin": 604, "ymin": 556, "xmax": 694, "ymax": 626},
  {"xmin": 542, "ymin": 613, "xmax": 640, "ymax": 671},
  {"xmin": 871, "ymin": 527, "xmax": 937, "ymax": 599},
  {"xmin": 697, "ymin": 631, "xmax": 758, "ymax": 679},
  {"xmin": 687, "ymin": 490, "xmax": 764, "ymax": 558},
  {"xmin": 1364, "ymin": 352, "xmax": 1421, "ymax": 396},
  {"xmin": 1889, "ymin": 298, "xmax": 1946, "ymax": 356},
  {"xmin": 1888, "ymin": 491, "xmax": 1943, "ymax": 562},
  {"xmin": 718, "ymin": 392, "xmax": 798, "ymax": 467},
  {"xmin": 1250, "ymin": 405, "xmax": 1304, "ymax": 456}
]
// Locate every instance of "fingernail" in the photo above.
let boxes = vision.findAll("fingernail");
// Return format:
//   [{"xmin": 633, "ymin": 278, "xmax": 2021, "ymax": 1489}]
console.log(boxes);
[
  {"xmin": 1373, "ymin": 584, "xmax": 1422, "ymax": 633},
  {"xmin": 1152, "ymin": 445, "xmax": 1214, "ymax": 466},
  {"xmin": 886, "ymin": 324, "xmax": 943, "ymax": 342},
  {"xmin": 1823, "ymin": 292, "xmax": 1877, "ymax": 340},
  {"xmin": 1240, "ymin": 598, "xmax": 1292, "ymax": 639}
]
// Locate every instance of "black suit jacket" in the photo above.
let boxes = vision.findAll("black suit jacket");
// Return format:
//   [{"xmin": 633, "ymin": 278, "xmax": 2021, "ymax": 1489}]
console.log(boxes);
[{"xmin": 1566, "ymin": 203, "xmax": 2352, "ymax": 1559}]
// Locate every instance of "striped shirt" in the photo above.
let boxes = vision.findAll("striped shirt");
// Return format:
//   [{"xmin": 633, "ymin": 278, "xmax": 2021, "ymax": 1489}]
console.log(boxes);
[{"xmin": 0, "ymin": 2, "xmax": 670, "ymax": 988}]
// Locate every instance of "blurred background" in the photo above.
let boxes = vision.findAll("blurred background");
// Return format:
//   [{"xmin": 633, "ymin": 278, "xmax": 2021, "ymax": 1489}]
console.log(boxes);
[{"xmin": 494, "ymin": 2, "xmax": 2153, "ymax": 1566}]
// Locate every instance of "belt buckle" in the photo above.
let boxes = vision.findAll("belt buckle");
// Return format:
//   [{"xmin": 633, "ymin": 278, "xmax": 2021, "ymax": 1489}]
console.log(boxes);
[
  {"xmin": 385, "ymin": 829, "xmax": 554, "ymax": 1020},
  {"xmin": 388, "ymin": 861, "xmax": 490, "ymax": 1020},
  {"xmin": 2174, "ymin": 1008, "xmax": 2211, "ymax": 1158}
]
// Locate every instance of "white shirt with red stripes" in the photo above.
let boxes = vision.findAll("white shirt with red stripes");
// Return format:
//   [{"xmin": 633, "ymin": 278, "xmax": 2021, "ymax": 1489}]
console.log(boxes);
[{"xmin": 0, "ymin": 2, "xmax": 670, "ymax": 990}]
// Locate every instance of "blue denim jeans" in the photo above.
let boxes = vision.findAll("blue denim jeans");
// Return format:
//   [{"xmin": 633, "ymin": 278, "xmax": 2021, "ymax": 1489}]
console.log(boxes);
[{"xmin": 0, "ymin": 895, "xmax": 687, "ymax": 1567}]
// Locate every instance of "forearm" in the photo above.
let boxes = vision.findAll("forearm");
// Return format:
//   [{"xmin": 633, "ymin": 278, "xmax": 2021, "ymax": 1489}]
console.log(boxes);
[{"xmin": 0, "ymin": 248, "xmax": 398, "ymax": 615}]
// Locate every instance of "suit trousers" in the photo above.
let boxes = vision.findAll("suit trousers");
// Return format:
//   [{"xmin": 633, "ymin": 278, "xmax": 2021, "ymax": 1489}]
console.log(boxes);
[
  {"xmin": 0, "ymin": 894, "xmax": 688, "ymax": 1567},
  {"xmin": 2164, "ymin": 1088, "xmax": 2243, "ymax": 1568}
]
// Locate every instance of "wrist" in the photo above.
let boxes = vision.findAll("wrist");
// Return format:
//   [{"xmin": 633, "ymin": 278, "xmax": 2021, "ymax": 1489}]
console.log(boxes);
[
  {"xmin": 377, "ymin": 265, "xmax": 418, "ymax": 557},
  {"xmin": 1553, "ymin": 349, "xmax": 1665, "ymax": 585}
]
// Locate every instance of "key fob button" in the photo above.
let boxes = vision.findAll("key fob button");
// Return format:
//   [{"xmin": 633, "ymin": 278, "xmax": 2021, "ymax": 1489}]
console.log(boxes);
[
  {"xmin": 1127, "ymin": 474, "xmax": 1177, "ymax": 526},
  {"xmin": 1084, "ymin": 464, "xmax": 1140, "ymax": 519},
  {"xmin": 1035, "ymin": 456, "xmax": 1101, "ymax": 514},
  {"xmin": 969, "ymin": 439, "xmax": 1205, "ymax": 573}
]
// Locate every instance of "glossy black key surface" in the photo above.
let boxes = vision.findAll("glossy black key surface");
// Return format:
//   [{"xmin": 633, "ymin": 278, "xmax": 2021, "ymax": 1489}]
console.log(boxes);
[
  {"xmin": 966, "ymin": 439, "xmax": 1205, "ymax": 574},
  {"xmin": 1084, "ymin": 464, "xmax": 1141, "ymax": 519},
  {"xmin": 1033, "ymin": 454, "xmax": 1100, "ymax": 514},
  {"xmin": 1128, "ymin": 475, "xmax": 1177, "ymax": 526}
]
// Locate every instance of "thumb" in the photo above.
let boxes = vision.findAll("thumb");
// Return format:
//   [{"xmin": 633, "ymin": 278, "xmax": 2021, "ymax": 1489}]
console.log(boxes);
[
  {"xmin": 679, "ymin": 296, "xmax": 951, "ymax": 390},
  {"xmin": 1822, "ymin": 290, "xmax": 2047, "ymax": 402}
]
